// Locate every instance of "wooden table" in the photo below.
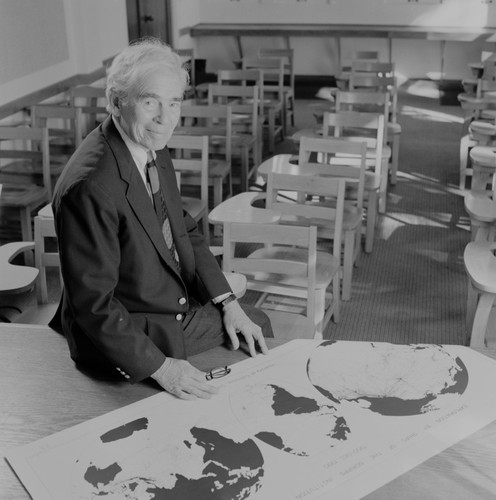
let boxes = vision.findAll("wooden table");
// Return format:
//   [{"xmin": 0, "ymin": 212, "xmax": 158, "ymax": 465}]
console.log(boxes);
[
  {"xmin": 187, "ymin": 23, "xmax": 496, "ymax": 69},
  {"xmin": 1, "ymin": 323, "xmax": 496, "ymax": 499}
]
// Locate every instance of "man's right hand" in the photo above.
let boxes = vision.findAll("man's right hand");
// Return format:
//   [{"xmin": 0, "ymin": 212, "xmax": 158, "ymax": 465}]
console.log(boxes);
[{"xmin": 151, "ymin": 358, "xmax": 219, "ymax": 400}]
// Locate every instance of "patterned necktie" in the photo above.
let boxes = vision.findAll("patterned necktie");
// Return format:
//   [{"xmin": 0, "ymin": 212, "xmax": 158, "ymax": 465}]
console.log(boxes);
[{"xmin": 146, "ymin": 157, "xmax": 180, "ymax": 269}]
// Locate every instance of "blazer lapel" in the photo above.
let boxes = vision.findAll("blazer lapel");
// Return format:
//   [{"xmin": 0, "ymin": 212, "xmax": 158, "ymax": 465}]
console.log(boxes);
[{"xmin": 102, "ymin": 118, "xmax": 181, "ymax": 275}]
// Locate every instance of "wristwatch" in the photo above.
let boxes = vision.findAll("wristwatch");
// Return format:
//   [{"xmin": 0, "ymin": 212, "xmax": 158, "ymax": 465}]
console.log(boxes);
[{"xmin": 218, "ymin": 293, "xmax": 237, "ymax": 310}]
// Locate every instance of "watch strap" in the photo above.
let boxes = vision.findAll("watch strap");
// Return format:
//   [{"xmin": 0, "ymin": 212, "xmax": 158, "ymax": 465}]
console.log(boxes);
[{"xmin": 219, "ymin": 293, "xmax": 237, "ymax": 309}]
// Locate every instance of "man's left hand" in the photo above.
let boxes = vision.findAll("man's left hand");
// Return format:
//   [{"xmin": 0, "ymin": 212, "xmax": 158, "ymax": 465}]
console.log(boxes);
[{"xmin": 222, "ymin": 300, "xmax": 269, "ymax": 357}]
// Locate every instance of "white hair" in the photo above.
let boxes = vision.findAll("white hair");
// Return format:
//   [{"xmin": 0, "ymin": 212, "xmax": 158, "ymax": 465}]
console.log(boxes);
[{"xmin": 105, "ymin": 37, "xmax": 189, "ymax": 115}]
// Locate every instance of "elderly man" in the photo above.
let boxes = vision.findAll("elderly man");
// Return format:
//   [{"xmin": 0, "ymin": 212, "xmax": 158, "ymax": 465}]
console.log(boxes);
[{"xmin": 50, "ymin": 38, "xmax": 272, "ymax": 399}]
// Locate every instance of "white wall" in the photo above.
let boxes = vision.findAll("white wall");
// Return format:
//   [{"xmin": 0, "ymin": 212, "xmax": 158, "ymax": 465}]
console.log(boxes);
[
  {"xmin": 171, "ymin": 0, "xmax": 496, "ymax": 80},
  {"xmin": 0, "ymin": 0, "xmax": 128, "ymax": 107}
]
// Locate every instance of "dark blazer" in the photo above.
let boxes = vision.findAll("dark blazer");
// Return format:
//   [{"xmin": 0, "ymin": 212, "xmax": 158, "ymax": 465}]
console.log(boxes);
[{"xmin": 50, "ymin": 117, "xmax": 231, "ymax": 383}]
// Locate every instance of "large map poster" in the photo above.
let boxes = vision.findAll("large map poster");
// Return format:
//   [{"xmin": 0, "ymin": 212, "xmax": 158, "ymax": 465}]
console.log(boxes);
[{"xmin": 7, "ymin": 340, "xmax": 496, "ymax": 500}]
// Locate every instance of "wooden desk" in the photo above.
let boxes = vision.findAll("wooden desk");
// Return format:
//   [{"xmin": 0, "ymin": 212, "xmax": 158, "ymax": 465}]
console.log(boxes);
[
  {"xmin": 208, "ymin": 191, "xmax": 281, "ymax": 226},
  {"xmin": 1, "ymin": 323, "xmax": 496, "ymax": 499},
  {"xmin": 187, "ymin": 23, "xmax": 496, "ymax": 69}
]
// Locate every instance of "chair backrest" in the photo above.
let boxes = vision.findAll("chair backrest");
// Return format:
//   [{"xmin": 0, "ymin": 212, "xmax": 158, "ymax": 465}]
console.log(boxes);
[
  {"xmin": 266, "ymin": 170, "xmax": 348, "ymax": 258},
  {"xmin": 222, "ymin": 220, "xmax": 319, "ymax": 319},
  {"xmin": 349, "ymin": 71, "xmax": 398, "ymax": 123},
  {"xmin": 335, "ymin": 89, "xmax": 390, "ymax": 136},
  {"xmin": 335, "ymin": 89, "xmax": 390, "ymax": 117},
  {"xmin": 0, "ymin": 125, "xmax": 52, "ymax": 197},
  {"xmin": 241, "ymin": 56, "xmax": 285, "ymax": 101},
  {"xmin": 322, "ymin": 110, "xmax": 385, "ymax": 182},
  {"xmin": 177, "ymin": 102, "xmax": 233, "ymax": 163},
  {"xmin": 70, "ymin": 85, "xmax": 108, "ymax": 138},
  {"xmin": 167, "ymin": 134, "xmax": 209, "ymax": 209},
  {"xmin": 31, "ymin": 104, "xmax": 84, "ymax": 150},
  {"xmin": 207, "ymin": 84, "xmax": 259, "ymax": 141},
  {"xmin": 297, "ymin": 135, "xmax": 367, "ymax": 216},
  {"xmin": 258, "ymin": 47, "xmax": 295, "ymax": 91},
  {"xmin": 217, "ymin": 69, "xmax": 263, "ymax": 113},
  {"xmin": 217, "ymin": 69, "xmax": 262, "ymax": 87}
]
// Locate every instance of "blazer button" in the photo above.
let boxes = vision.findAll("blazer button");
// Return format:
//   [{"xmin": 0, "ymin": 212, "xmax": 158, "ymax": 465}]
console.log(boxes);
[
  {"xmin": 178, "ymin": 297, "xmax": 186, "ymax": 305},
  {"xmin": 175, "ymin": 313, "xmax": 183, "ymax": 321}
]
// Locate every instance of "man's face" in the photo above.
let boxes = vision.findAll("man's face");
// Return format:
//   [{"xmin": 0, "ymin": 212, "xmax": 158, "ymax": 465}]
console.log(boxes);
[{"xmin": 116, "ymin": 66, "xmax": 183, "ymax": 151}]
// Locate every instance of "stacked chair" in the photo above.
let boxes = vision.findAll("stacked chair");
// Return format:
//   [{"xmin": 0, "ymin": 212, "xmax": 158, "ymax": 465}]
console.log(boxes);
[
  {"xmin": 458, "ymin": 54, "xmax": 496, "ymax": 190},
  {"xmin": 463, "ymin": 125, "xmax": 496, "ymax": 347}
]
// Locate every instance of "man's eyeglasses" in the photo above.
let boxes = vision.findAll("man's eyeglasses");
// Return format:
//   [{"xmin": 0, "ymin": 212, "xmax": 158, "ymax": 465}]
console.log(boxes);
[{"xmin": 205, "ymin": 366, "xmax": 231, "ymax": 381}]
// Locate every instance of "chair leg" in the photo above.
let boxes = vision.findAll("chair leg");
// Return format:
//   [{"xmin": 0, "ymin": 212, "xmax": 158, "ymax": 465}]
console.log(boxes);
[
  {"xmin": 313, "ymin": 289, "xmax": 326, "ymax": 341},
  {"xmin": 459, "ymin": 134, "xmax": 475, "ymax": 190},
  {"xmin": 332, "ymin": 275, "xmax": 340, "ymax": 324},
  {"xmin": 365, "ymin": 190, "xmax": 378, "ymax": 254},
  {"xmin": 240, "ymin": 147, "xmax": 250, "ymax": 192},
  {"xmin": 389, "ymin": 133, "xmax": 400, "ymax": 186},
  {"xmin": 469, "ymin": 291, "xmax": 496, "ymax": 348},
  {"xmin": 19, "ymin": 208, "xmax": 34, "ymax": 266},
  {"xmin": 342, "ymin": 230, "xmax": 355, "ymax": 301},
  {"xmin": 466, "ymin": 281, "xmax": 478, "ymax": 333},
  {"xmin": 379, "ymin": 158, "xmax": 389, "ymax": 214},
  {"xmin": 213, "ymin": 181, "xmax": 223, "ymax": 238}
]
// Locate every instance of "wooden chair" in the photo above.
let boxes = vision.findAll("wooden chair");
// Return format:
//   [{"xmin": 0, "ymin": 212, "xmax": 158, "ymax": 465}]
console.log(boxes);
[
  {"xmin": 0, "ymin": 241, "xmax": 38, "ymax": 322},
  {"xmin": 258, "ymin": 47, "xmax": 295, "ymax": 128},
  {"xmin": 241, "ymin": 56, "xmax": 286, "ymax": 148},
  {"xmin": 167, "ymin": 134, "xmax": 210, "ymax": 242},
  {"xmin": 208, "ymin": 84, "xmax": 261, "ymax": 191},
  {"xmin": 175, "ymin": 102, "xmax": 233, "ymax": 208},
  {"xmin": 29, "ymin": 104, "xmax": 83, "ymax": 186},
  {"xmin": 464, "ymin": 241, "xmax": 496, "ymax": 347},
  {"xmin": 70, "ymin": 85, "xmax": 108, "ymax": 141},
  {"xmin": 216, "ymin": 69, "xmax": 266, "ymax": 158},
  {"xmin": 348, "ymin": 69, "xmax": 401, "ymax": 186},
  {"xmin": 0, "ymin": 177, "xmax": 38, "ymax": 318},
  {"xmin": 31, "ymin": 104, "xmax": 83, "ymax": 151},
  {"xmin": 222, "ymin": 220, "xmax": 340, "ymax": 339},
  {"xmin": 337, "ymin": 50, "xmax": 380, "ymax": 85},
  {"xmin": 296, "ymin": 136, "xmax": 367, "ymax": 300},
  {"xmin": 0, "ymin": 126, "xmax": 51, "ymax": 240},
  {"xmin": 322, "ymin": 110, "xmax": 387, "ymax": 254},
  {"xmin": 464, "ymin": 146, "xmax": 496, "ymax": 242}
]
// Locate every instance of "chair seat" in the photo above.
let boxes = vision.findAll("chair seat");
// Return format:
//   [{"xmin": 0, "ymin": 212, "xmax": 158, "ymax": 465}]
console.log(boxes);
[
  {"xmin": 470, "ymin": 146, "xmax": 496, "ymax": 166},
  {"xmin": 0, "ymin": 242, "xmax": 38, "ymax": 295},
  {"xmin": 182, "ymin": 159, "xmax": 230, "ymax": 182},
  {"xmin": 248, "ymin": 246, "xmax": 340, "ymax": 289},
  {"xmin": 387, "ymin": 122, "xmax": 402, "ymax": 135},
  {"xmin": 231, "ymin": 133, "xmax": 257, "ymax": 149},
  {"xmin": 464, "ymin": 241, "xmax": 496, "ymax": 293},
  {"xmin": 181, "ymin": 196, "xmax": 207, "ymax": 220},
  {"xmin": 280, "ymin": 206, "xmax": 361, "ymax": 234},
  {"xmin": 0, "ymin": 160, "xmax": 64, "ymax": 179},
  {"xmin": 469, "ymin": 121, "xmax": 496, "ymax": 137},
  {"xmin": 0, "ymin": 183, "xmax": 49, "ymax": 207},
  {"xmin": 465, "ymin": 192, "xmax": 496, "ymax": 224},
  {"xmin": 223, "ymin": 271, "xmax": 247, "ymax": 298}
]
